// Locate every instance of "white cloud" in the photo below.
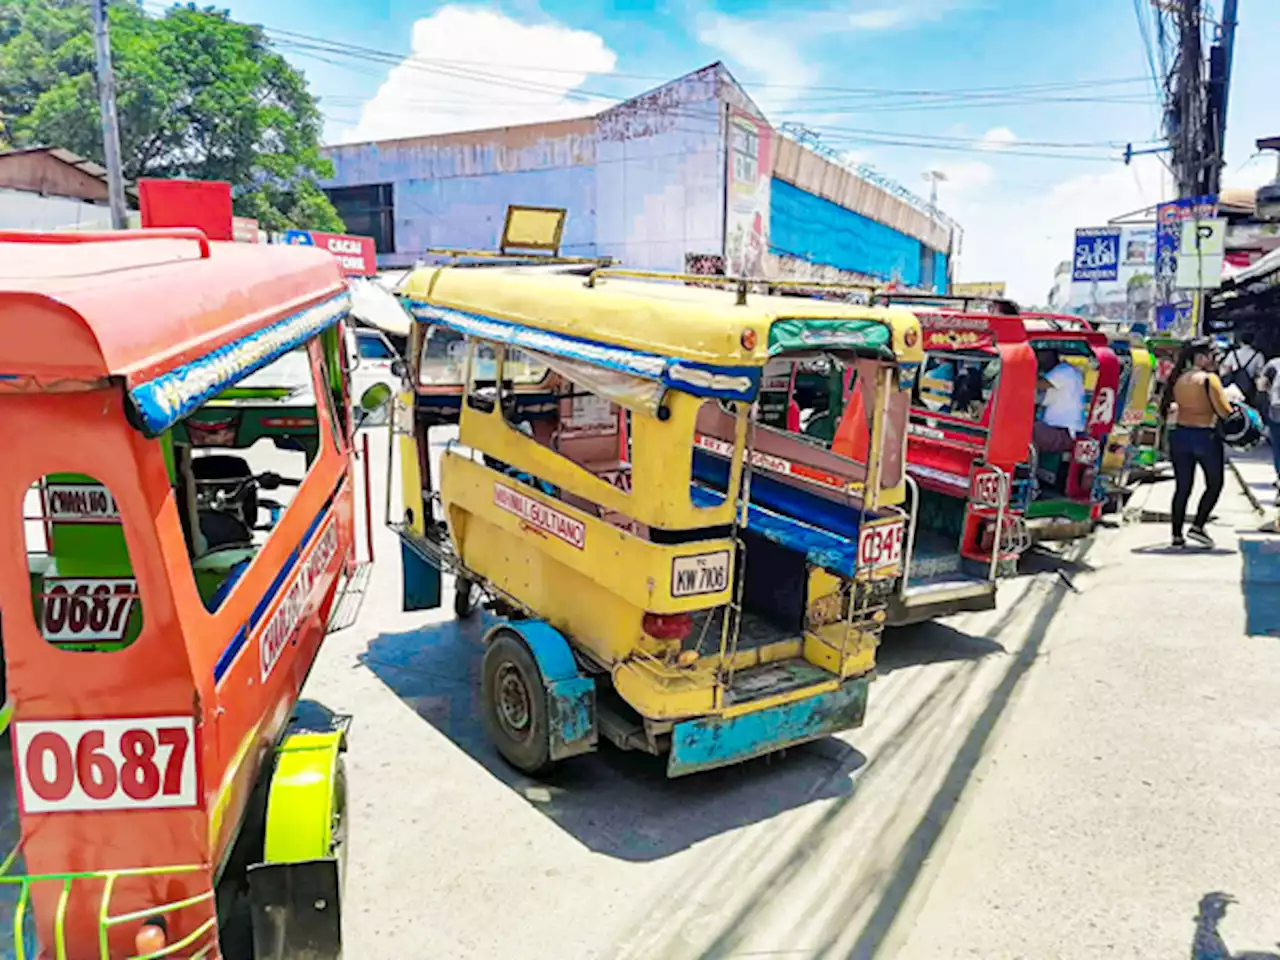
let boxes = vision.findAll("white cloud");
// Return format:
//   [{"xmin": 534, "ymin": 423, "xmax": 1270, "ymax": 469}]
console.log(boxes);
[
  {"xmin": 848, "ymin": 9, "xmax": 911, "ymax": 29},
  {"xmin": 946, "ymin": 154, "xmax": 1170, "ymax": 304},
  {"xmin": 930, "ymin": 160, "xmax": 994, "ymax": 193},
  {"xmin": 695, "ymin": 12, "xmax": 819, "ymax": 96},
  {"xmin": 979, "ymin": 127, "xmax": 1018, "ymax": 152},
  {"xmin": 339, "ymin": 7, "xmax": 617, "ymax": 144}
]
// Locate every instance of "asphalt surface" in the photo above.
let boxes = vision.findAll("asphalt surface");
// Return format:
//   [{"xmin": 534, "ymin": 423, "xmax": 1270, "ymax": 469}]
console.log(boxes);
[{"xmin": 304, "ymin": 428, "xmax": 1280, "ymax": 959}]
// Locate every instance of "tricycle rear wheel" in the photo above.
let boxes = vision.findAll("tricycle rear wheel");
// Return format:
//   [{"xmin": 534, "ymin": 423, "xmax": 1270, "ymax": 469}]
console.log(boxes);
[{"xmin": 481, "ymin": 632, "xmax": 552, "ymax": 775}]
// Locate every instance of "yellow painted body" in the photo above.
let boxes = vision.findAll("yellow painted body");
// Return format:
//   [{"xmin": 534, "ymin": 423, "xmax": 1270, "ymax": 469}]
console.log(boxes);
[
  {"xmin": 1102, "ymin": 342, "xmax": 1154, "ymax": 477},
  {"xmin": 409, "ymin": 265, "xmax": 923, "ymax": 726}
]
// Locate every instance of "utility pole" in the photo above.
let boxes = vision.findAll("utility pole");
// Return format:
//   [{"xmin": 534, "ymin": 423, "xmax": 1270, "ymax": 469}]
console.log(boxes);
[
  {"xmin": 1204, "ymin": 0, "xmax": 1238, "ymax": 195},
  {"xmin": 922, "ymin": 170, "xmax": 947, "ymax": 211},
  {"xmin": 91, "ymin": 0, "xmax": 129, "ymax": 229}
]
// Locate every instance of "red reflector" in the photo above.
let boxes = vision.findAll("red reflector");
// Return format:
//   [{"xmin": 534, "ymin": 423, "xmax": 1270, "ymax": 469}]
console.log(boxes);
[{"xmin": 643, "ymin": 612, "xmax": 693, "ymax": 640}]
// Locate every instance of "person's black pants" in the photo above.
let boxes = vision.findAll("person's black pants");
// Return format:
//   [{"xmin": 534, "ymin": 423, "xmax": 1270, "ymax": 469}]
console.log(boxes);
[{"xmin": 1169, "ymin": 426, "xmax": 1224, "ymax": 537}]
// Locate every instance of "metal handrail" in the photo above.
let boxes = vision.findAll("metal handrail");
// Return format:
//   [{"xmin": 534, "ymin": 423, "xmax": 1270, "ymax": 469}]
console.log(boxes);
[{"xmin": 898, "ymin": 474, "xmax": 921, "ymax": 599}]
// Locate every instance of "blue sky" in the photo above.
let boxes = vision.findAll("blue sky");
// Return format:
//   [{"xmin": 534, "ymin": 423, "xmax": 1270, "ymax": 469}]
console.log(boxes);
[{"xmin": 208, "ymin": 0, "xmax": 1280, "ymax": 301}]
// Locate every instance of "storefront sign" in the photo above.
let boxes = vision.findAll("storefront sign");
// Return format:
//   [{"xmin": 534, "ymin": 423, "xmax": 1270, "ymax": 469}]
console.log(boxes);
[
  {"xmin": 1156, "ymin": 195, "xmax": 1217, "ymax": 330},
  {"xmin": 283, "ymin": 230, "xmax": 377, "ymax": 276},
  {"xmin": 1073, "ymin": 228, "xmax": 1122, "ymax": 282},
  {"xmin": 724, "ymin": 109, "xmax": 773, "ymax": 277}
]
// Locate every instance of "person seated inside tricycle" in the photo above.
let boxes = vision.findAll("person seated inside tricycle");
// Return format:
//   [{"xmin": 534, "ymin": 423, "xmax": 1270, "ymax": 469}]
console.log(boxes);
[{"xmin": 1033, "ymin": 348, "xmax": 1085, "ymax": 456}]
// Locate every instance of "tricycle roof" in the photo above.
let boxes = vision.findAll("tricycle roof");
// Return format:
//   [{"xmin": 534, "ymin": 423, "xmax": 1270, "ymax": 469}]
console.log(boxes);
[
  {"xmin": 0, "ymin": 229, "xmax": 347, "ymax": 398},
  {"xmin": 401, "ymin": 266, "xmax": 923, "ymax": 392}
]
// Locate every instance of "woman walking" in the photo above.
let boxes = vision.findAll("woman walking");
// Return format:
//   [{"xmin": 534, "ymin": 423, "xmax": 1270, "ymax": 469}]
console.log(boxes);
[{"xmin": 1161, "ymin": 338, "xmax": 1233, "ymax": 548}]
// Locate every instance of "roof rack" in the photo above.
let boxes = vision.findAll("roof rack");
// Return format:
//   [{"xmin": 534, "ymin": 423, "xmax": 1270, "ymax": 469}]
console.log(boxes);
[
  {"xmin": 423, "ymin": 247, "xmax": 614, "ymax": 267},
  {"xmin": 873, "ymin": 292, "xmax": 1021, "ymax": 316},
  {"xmin": 1019, "ymin": 311, "xmax": 1097, "ymax": 332},
  {"xmin": 583, "ymin": 268, "xmax": 883, "ymax": 306},
  {"xmin": 0, "ymin": 228, "xmax": 210, "ymax": 259}
]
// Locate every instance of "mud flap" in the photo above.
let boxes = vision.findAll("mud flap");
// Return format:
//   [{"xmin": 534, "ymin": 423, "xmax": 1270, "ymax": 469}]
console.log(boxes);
[
  {"xmin": 401, "ymin": 539, "xmax": 441, "ymax": 611},
  {"xmin": 667, "ymin": 677, "xmax": 868, "ymax": 777},
  {"xmin": 486, "ymin": 621, "xmax": 597, "ymax": 761},
  {"xmin": 247, "ymin": 857, "xmax": 342, "ymax": 959}
]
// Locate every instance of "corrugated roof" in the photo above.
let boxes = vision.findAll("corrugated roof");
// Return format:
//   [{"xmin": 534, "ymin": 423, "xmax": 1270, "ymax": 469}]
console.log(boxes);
[{"xmin": 0, "ymin": 145, "xmax": 138, "ymax": 198}]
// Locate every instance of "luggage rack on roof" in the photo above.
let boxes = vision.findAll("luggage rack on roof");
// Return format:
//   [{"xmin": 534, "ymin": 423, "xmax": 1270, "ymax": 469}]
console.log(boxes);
[
  {"xmin": 1018, "ymin": 312, "xmax": 1096, "ymax": 332},
  {"xmin": 422, "ymin": 247, "xmax": 616, "ymax": 269},
  {"xmin": 582, "ymin": 268, "xmax": 883, "ymax": 306},
  {"xmin": 873, "ymin": 292, "xmax": 1021, "ymax": 316}
]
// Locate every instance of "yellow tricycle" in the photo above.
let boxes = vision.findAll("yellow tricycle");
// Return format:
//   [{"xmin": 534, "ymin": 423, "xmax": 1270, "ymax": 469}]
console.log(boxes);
[{"xmin": 388, "ymin": 258, "xmax": 923, "ymax": 777}]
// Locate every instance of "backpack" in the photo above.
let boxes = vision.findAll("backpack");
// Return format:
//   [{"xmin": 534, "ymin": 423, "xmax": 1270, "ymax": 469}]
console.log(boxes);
[{"xmin": 1222, "ymin": 347, "xmax": 1260, "ymax": 407}]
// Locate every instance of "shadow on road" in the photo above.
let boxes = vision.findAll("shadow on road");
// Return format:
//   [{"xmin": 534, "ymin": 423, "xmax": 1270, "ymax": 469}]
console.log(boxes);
[
  {"xmin": 877, "ymin": 620, "xmax": 1006, "ymax": 676},
  {"xmin": 359, "ymin": 617, "xmax": 866, "ymax": 862},
  {"xmin": 655, "ymin": 540, "xmax": 1091, "ymax": 960},
  {"xmin": 1191, "ymin": 891, "xmax": 1280, "ymax": 960},
  {"xmin": 1131, "ymin": 542, "xmax": 1237, "ymax": 556}
]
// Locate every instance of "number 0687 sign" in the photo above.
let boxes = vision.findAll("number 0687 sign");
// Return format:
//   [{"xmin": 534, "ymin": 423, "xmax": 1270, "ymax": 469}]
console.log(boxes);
[{"xmin": 13, "ymin": 717, "xmax": 196, "ymax": 814}]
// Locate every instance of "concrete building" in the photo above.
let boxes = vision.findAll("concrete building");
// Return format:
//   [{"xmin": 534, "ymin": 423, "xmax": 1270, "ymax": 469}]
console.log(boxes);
[{"xmin": 321, "ymin": 64, "xmax": 955, "ymax": 291}]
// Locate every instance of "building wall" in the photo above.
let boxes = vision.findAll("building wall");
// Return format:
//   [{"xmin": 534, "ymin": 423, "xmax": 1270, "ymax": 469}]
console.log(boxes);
[
  {"xmin": 325, "ymin": 118, "xmax": 599, "ymax": 266},
  {"xmin": 321, "ymin": 64, "xmax": 954, "ymax": 288},
  {"xmin": 594, "ymin": 65, "xmax": 725, "ymax": 271},
  {"xmin": 0, "ymin": 189, "xmax": 115, "ymax": 230},
  {"xmin": 769, "ymin": 178, "xmax": 939, "ymax": 288}
]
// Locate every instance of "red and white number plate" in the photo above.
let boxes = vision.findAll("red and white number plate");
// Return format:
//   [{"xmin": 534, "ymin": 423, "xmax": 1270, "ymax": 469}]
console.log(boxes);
[
  {"xmin": 13, "ymin": 716, "xmax": 196, "ymax": 814},
  {"xmin": 1073, "ymin": 437, "xmax": 1101, "ymax": 465},
  {"xmin": 970, "ymin": 471, "xmax": 1006, "ymax": 509},
  {"xmin": 41, "ymin": 578, "xmax": 137, "ymax": 643},
  {"xmin": 857, "ymin": 518, "xmax": 905, "ymax": 575}
]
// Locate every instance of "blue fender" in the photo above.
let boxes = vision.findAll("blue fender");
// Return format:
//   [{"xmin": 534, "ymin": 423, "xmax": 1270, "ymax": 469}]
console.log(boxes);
[{"xmin": 485, "ymin": 621, "xmax": 597, "ymax": 762}]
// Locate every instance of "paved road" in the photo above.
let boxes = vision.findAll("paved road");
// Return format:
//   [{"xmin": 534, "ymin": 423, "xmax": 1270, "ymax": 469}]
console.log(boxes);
[{"xmin": 310, "ymin": 429, "xmax": 1280, "ymax": 959}]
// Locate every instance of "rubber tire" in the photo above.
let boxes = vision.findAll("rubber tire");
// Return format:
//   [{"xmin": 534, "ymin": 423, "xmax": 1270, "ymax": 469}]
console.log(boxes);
[
  {"xmin": 454, "ymin": 577, "xmax": 477, "ymax": 619},
  {"xmin": 480, "ymin": 632, "xmax": 553, "ymax": 776}
]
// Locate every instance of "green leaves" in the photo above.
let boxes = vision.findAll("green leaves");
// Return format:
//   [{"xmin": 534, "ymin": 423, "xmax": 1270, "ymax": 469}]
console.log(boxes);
[{"xmin": 1, "ymin": 0, "xmax": 343, "ymax": 232}]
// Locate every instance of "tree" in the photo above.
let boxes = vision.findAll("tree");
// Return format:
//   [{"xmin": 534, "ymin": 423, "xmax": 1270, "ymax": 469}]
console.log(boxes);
[{"xmin": 0, "ymin": 0, "xmax": 344, "ymax": 232}]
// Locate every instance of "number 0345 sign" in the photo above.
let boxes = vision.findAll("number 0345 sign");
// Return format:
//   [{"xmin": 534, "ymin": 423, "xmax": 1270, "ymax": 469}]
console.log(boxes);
[{"xmin": 13, "ymin": 717, "xmax": 197, "ymax": 814}]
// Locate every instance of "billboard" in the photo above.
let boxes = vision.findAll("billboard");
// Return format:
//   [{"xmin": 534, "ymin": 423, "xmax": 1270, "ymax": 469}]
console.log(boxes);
[
  {"xmin": 952, "ymin": 281, "xmax": 1006, "ymax": 298},
  {"xmin": 724, "ymin": 109, "xmax": 773, "ymax": 277},
  {"xmin": 1072, "ymin": 227, "xmax": 1122, "ymax": 282},
  {"xmin": 1156, "ymin": 195, "xmax": 1217, "ymax": 331},
  {"xmin": 138, "ymin": 179, "xmax": 234, "ymax": 241},
  {"xmin": 284, "ymin": 229, "xmax": 377, "ymax": 276},
  {"xmin": 1068, "ymin": 224, "xmax": 1156, "ymax": 326}
]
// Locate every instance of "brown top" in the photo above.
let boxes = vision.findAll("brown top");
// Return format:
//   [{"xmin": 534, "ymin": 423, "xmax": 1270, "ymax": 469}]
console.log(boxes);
[{"xmin": 1171, "ymin": 370, "xmax": 1232, "ymax": 428}]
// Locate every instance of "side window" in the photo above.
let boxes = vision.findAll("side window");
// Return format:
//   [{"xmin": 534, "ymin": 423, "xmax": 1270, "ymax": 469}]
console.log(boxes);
[
  {"xmin": 357, "ymin": 333, "xmax": 395, "ymax": 360},
  {"xmin": 914, "ymin": 353, "xmax": 997, "ymax": 421},
  {"xmin": 501, "ymin": 349, "xmax": 629, "ymax": 492},
  {"xmin": 419, "ymin": 326, "xmax": 468, "ymax": 387},
  {"xmin": 24, "ymin": 475, "xmax": 143, "ymax": 651},
  {"xmin": 466, "ymin": 341, "xmax": 499, "ymax": 414},
  {"xmin": 173, "ymin": 339, "xmax": 330, "ymax": 613}
]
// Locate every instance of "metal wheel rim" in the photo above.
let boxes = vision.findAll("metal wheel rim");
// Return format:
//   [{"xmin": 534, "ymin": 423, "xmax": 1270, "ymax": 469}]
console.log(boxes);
[{"xmin": 495, "ymin": 662, "xmax": 533, "ymax": 739}]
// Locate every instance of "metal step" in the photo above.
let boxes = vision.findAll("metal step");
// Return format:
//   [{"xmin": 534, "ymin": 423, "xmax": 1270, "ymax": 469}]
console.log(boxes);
[
  {"xmin": 327, "ymin": 562, "xmax": 373, "ymax": 632},
  {"xmin": 724, "ymin": 658, "xmax": 834, "ymax": 706}
]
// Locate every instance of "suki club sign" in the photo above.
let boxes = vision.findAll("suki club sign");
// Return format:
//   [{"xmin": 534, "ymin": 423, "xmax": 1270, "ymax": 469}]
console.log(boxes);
[{"xmin": 284, "ymin": 230, "xmax": 377, "ymax": 276}]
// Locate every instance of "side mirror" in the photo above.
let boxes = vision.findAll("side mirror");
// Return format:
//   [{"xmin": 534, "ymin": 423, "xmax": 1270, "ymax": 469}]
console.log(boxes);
[
  {"xmin": 390, "ymin": 358, "xmax": 407, "ymax": 380},
  {"xmin": 360, "ymin": 383, "xmax": 394, "ymax": 413}
]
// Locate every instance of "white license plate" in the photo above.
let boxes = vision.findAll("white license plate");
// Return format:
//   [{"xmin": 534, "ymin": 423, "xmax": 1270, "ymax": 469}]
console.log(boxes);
[
  {"xmin": 41, "ymin": 578, "xmax": 137, "ymax": 643},
  {"xmin": 671, "ymin": 551, "xmax": 730, "ymax": 597},
  {"xmin": 857, "ymin": 520, "xmax": 905, "ymax": 575}
]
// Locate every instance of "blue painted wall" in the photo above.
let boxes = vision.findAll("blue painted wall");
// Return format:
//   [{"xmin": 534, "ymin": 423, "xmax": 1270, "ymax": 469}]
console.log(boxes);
[
  {"xmin": 934, "ymin": 250, "xmax": 949, "ymax": 293},
  {"xmin": 769, "ymin": 178, "xmax": 946, "ymax": 291}
]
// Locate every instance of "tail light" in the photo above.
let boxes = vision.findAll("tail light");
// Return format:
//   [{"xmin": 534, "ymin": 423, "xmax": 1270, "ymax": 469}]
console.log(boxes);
[
  {"xmin": 643, "ymin": 612, "xmax": 693, "ymax": 640},
  {"xmin": 135, "ymin": 918, "xmax": 167, "ymax": 954}
]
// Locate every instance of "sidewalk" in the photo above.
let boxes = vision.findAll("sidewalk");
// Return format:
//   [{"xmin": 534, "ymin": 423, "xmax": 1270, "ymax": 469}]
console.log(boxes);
[{"xmin": 889, "ymin": 448, "xmax": 1280, "ymax": 958}]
